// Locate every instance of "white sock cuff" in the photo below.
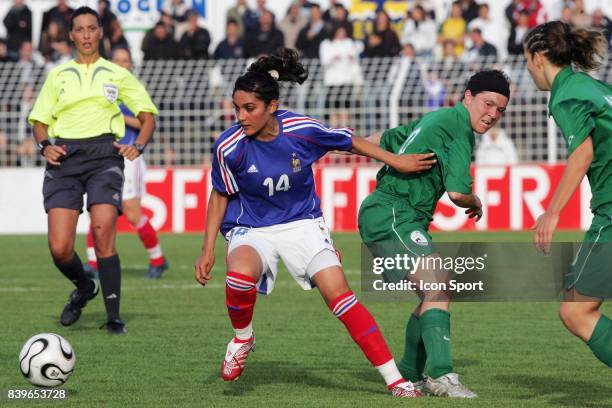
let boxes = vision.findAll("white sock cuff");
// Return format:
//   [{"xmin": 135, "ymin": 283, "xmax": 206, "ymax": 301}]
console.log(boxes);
[
  {"xmin": 234, "ymin": 322, "xmax": 253, "ymax": 341},
  {"xmin": 376, "ymin": 359, "xmax": 404, "ymax": 386}
]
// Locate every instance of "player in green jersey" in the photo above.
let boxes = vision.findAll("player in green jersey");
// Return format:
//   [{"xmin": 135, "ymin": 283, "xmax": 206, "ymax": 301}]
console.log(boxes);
[
  {"xmin": 524, "ymin": 21, "xmax": 612, "ymax": 367},
  {"xmin": 358, "ymin": 70, "xmax": 511, "ymax": 397}
]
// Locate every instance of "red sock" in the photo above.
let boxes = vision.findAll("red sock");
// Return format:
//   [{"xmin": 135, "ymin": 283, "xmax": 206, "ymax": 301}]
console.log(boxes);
[
  {"xmin": 330, "ymin": 292, "xmax": 393, "ymax": 367},
  {"xmin": 86, "ymin": 227, "xmax": 97, "ymax": 269},
  {"xmin": 134, "ymin": 216, "xmax": 165, "ymax": 266},
  {"xmin": 226, "ymin": 271, "xmax": 257, "ymax": 333}
]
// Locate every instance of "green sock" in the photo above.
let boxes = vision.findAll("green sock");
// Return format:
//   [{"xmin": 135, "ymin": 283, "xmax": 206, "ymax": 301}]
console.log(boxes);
[
  {"xmin": 420, "ymin": 308, "xmax": 453, "ymax": 379},
  {"xmin": 398, "ymin": 314, "xmax": 427, "ymax": 382},
  {"xmin": 587, "ymin": 314, "xmax": 612, "ymax": 368}
]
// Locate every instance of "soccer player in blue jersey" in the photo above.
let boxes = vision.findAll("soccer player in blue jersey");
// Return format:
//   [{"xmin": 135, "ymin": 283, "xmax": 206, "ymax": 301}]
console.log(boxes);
[
  {"xmin": 84, "ymin": 47, "xmax": 169, "ymax": 279},
  {"xmin": 194, "ymin": 49, "xmax": 437, "ymax": 398}
]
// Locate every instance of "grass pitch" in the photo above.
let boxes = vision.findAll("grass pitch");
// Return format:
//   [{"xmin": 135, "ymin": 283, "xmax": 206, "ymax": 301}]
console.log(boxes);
[{"xmin": 0, "ymin": 231, "xmax": 610, "ymax": 407}]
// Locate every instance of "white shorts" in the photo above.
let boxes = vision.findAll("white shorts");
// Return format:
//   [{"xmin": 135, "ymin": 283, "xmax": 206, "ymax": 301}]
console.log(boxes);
[
  {"xmin": 122, "ymin": 155, "xmax": 146, "ymax": 200},
  {"xmin": 225, "ymin": 217, "xmax": 341, "ymax": 295}
]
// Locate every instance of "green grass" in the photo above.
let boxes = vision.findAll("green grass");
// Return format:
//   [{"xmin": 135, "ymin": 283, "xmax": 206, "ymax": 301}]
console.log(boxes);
[{"xmin": 0, "ymin": 232, "xmax": 610, "ymax": 407}]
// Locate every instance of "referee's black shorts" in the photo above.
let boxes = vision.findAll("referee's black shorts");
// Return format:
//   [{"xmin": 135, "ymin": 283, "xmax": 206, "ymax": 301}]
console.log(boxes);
[{"xmin": 42, "ymin": 134, "xmax": 125, "ymax": 214}]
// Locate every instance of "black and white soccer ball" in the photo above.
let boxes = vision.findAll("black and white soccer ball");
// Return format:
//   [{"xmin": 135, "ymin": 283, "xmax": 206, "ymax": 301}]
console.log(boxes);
[{"xmin": 19, "ymin": 333, "xmax": 75, "ymax": 387}]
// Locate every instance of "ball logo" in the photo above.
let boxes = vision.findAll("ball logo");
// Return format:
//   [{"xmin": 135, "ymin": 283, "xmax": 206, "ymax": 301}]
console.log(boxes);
[{"xmin": 410, "ymin": 230, "xmax": 428, "ymax": 246}]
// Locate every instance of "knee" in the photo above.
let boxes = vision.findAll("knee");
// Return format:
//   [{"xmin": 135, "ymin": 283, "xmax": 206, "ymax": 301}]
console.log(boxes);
[
  {"xmin": 48, "ymin": 241, "xmax": 73, "ymax": 263},
  {"xmin": 227, "ymin": 247, "xmax": 262, "ymax": 280},
  {"xmin": 123, "ymin": 206, "xmax": 141, "ymax": 226},
  {"xmin": 559, "ymin": 303, "xmax": 583, "ymax": 333},
  {"xmin": 91, "ymin": 224, "xmax": 114, "ymax": 256}
]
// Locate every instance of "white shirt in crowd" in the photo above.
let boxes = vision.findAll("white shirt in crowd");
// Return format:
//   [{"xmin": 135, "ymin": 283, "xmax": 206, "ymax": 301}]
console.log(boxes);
[
  {"xmin": 319, "ymin": 38, "xmax": 364, "ymax": 87},
  {"xmin": 475, "ymin": 127, "xmax": 519, "ymax": 165},
  {"xmin": 400, "ymin": 18, "xmax": 437, "ymax": 54}
]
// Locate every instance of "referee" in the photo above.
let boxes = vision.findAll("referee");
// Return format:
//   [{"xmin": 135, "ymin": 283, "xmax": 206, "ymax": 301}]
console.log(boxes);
[{"xmin": 28, "ymin": 7, "xmax": 158, "ymax": 334}]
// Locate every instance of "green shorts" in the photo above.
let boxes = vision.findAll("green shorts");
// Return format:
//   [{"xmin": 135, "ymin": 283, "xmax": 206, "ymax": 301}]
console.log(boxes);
[
  {"xmin": 565, "ymin": 203, "xmax": 612, "ymax": 299},
  {"xmin": 358, "ymin": 190, "xmax": 435, "ymax": 283}
]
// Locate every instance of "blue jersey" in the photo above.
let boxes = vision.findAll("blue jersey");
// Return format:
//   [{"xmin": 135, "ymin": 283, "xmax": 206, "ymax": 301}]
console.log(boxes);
[
  {"xmin": 212, "ymin": 110, "xmax": 353, "ymax": 234},
  {"xmin": 117, "ymin": 103, "xmax": 138, "ymax": 145}
]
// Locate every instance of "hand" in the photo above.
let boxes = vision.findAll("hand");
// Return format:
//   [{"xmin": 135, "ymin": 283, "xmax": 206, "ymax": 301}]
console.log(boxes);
[
  {"xmin": 533, "ymin": 211, "xmax": 559, "ymax": 255},
  {"xmin": 465, "ymin": 195, "xmax": 482, "ymax": 222},
  {"xmin": 390, "ymin": 153, "xmax": 437, "ymax": 173},
  {"xmin": 195, "ymin": 247, "xmax": 215, "ymax": 286},
  {"xmin": 42, "ymin": 144, "xmax": 66, "ymax": 166},
  {"xmin": 113, "ymin": 142, "xmax": 140, "ymax": 161}
]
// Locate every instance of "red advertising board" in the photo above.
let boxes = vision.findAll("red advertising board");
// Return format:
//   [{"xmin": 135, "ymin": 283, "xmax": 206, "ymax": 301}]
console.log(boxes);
[{"xmin": 117, "ymin": 165, "xmax": 592, "ymax": 233}]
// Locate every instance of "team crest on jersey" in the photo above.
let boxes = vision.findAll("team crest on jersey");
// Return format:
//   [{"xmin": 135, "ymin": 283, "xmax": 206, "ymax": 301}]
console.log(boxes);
[
  {"xmin": 103, "ymin": 83, "xmax": 119, "ymax": 103},
  {"xmin": 291, "ymin": 153, "xmax": 301, "ymax": 172},
  {"xmin": 410, "ymin": 230, "xmax": 428, "ymax": 246}
]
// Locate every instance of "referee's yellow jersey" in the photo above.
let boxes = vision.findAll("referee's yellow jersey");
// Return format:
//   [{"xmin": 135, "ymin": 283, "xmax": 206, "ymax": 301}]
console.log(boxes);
[{"xmin": 28, "ymin": 58, "xmax": 159, "ymax": 139}]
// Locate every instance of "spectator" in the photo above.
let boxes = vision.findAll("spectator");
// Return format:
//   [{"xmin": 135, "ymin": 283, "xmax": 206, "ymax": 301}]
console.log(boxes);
[
  {"xmin": 592, "ymin": 9, "xmax": 612, "ymax": 49},
  {"xmin": 363, "ymin": 10, "xmax": 400, "ymax": 58},
  {"xmin": 162, "ymin": 0, "xmax": 189, "ymax": 24},
  {"xmin": 297, "ymin": 0, "xmax": 317, "ymax": 18},
  {"xmin": 97, "ymin": 0, "xmax": 118, "ymax": 40},
  {"xmin": 0, "ymin": 39, "xmax": 11, "ymax": 62},
  {"xmin": 400, "ymin": 5, "xmax": 437, "ymax": 56},
  {"xmin": 475, "ymin": 127, "xmax": 518, "ymax": 165},
  {"xmin": 41, "ymin": 0, "xmax": 74, "ymax": 35},
  {"xmin": 279, "ymin": 2, "xmax": 308, "ymax": 50},
  {"xmin": 323, "ymin": 0, "xmax": 341, "ymax": 22},
  {"xmin": 514, "ymin": 0, "xmax": 547, "ymax": 28},
  {"xmin": 460, "ymin": 0, "xmax": 480, "ymax": 23},
  {"xmin": 179, "ymin": 10, "xmax": 211, "ymax": 59},
  {"xmin": 467, "ymin": 4, "xmax": 496, "ymax": 49},
  {"xmin": 106, "ymin": 19, "xmax": 129, "ymax": 52},
  {"xmin": 160, "ymin": 11, "xmax": 178, "ymax": 40},
  {"xmin": 319, "ymin": 25, "xmax": 363, "ymax": 127},
  {"xmin": 226, "ymin": 0, "xmax": 251, "ymax": 37},
  {"xmin": 505, "ymin": 0, "xmax": 522, "ymax": 25},
  {"xmin": 508, "ymin": 10, "xmax": 530, "ymax": 55},
  {"xmin": 142, "ymin": 21, "xmax": 178, "ymax": 61},
  {"xmin": 214, "ymin": 19, "xmax": 243, "ymax": 59},
  {"xmin": 463, "ymin": 28, "xmax": 497, "ymax": 62},
  {"xmin": 325, "ymin": 4, "xmax": 353, "ymax": 39},
  {"xmin": 296, "ymin": 4, "xmax": 327, "ymax": 59},
  {"xmin": 17, "ymin": 41, "xmax": 44, "ymax": 84},
  {"xmin": 437, "ymin": 2, "xmax": 466, "ymax": 56},
  {"xmin": 39, "ymin": 19, "xmax": 69, "ymax": 62},
  {"xmin": 243, "ymin": 10, "xmax": 284, "ymax": 58},
  {"xmin": 244, "ymin": 0, "xmax": 269, "ymax": 32},
  {"xmin": 569, "ymin": 0, "xmax": 592, "ymax": 28},
  {"xmin": 3, "ymin": 0, "xmax": 32, "ymax": 60},
  {"xmin": 560, "ymin": 6, "xmax": 574, "ymax": 26}
]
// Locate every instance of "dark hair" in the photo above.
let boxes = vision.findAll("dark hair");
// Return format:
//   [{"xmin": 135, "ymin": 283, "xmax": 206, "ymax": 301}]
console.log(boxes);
[
  {"xmin": 233, "ymin": 48, "xmax": 308, "ymax": 103},
  {"xmin": 524, "ymin": 21, "xmax": 608, "ymax": 71},
  {"xmin": 69, "ymin": 7, "xmax": 101, "ymax": 31},
  {"xmin": 465, "ymin": 69, "xmax": 511, "ymax": 99}
]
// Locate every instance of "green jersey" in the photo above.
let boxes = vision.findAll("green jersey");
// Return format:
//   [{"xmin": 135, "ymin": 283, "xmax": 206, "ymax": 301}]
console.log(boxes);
[
  {"xmin": 375, "ymin": 103, "xmax": 475, "ymax": 221},
  {"xmin": 549, "ymin": 66, "xmax": 612, "ymax": 211},
  {"xmin": 28, "ymin": 58, "xmax": 158, "ymax": 140}
]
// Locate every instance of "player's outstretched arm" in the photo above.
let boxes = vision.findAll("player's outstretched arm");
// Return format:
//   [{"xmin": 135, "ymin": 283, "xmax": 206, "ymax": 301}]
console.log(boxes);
[
  {"xmin": 350, "ymin": 135, "xmax": 436, "ymax": 173},
  {"xmin": 448, "ymin": 192, "xmax": 483, "ymax": 222},
  {"xmin": 195, "ymin": 189, "xmax": 229, "ymax": 286},
  {"xmin": 533, "ymin": 137, "xmax": 593, "ymax": 254}
]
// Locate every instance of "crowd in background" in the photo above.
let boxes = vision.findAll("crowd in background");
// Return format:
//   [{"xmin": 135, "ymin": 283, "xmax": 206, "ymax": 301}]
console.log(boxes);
[
  {"xmin": 0, "ymin": 0, "xmax": 610, "ymax": 166},
  {"xmin": 1, "ymin": 0, "xmax": 611, "ymax": 67}
]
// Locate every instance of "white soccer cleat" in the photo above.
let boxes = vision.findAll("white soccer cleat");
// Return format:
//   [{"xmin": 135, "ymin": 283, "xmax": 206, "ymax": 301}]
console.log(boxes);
[
  {"xmin": 220, "ymin": 336, "xmax": 255, "ymax": 381},
  {"xmin": 424, "ymin": 373, "xmax": 478, "ymax": 398},
  {"xmin": 389, "ymin": 381, "xmax": 422, "ymax": 398}
]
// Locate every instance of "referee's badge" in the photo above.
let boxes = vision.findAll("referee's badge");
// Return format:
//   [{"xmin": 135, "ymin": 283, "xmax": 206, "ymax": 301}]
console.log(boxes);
[{"xmin": 103, "ymin": 83, "xmax": 119, "ymax": 104}]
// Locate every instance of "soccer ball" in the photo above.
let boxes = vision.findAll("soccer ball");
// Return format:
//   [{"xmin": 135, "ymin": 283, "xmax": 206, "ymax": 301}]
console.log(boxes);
[{"xmin": 19, "ymin": 333, "xmax": 75, "ymax": 387}]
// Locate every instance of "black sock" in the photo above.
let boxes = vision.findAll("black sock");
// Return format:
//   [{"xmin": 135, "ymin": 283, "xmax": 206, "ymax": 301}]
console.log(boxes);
[
  {"xmin": 98, "ymin": 254, "xmax": 121, "ymax": 321},
  {"xmin": 54, "ymin": 252, "xmax": 91, "ymax": 291}
]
